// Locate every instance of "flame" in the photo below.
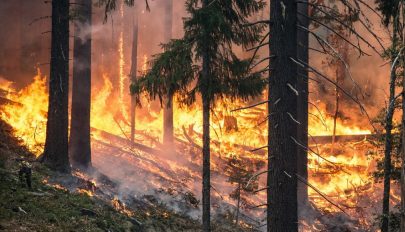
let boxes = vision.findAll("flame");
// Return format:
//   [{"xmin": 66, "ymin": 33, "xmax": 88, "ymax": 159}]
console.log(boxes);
[
  {"xmin": 0, "ymin": 69, "xmax": 48, "ymax": 155},
  {"xmin": 0, "ymin": 67, "xmax": 385, "ymax": 229}
]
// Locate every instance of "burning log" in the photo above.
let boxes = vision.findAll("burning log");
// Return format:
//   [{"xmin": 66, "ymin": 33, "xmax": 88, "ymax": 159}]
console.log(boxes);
[{"xmin": 310, "ymin": 134, "xmax": 373, "ymax": 144}]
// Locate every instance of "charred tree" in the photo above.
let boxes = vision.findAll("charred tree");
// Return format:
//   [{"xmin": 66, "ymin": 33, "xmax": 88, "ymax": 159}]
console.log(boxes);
[
  {"xmin": 69, "ymin": 0, "xmax": 92, "ymax": 169},
  {"xmin": 42, "ymin": 0, "xmax": 70, "ymax": 173},
  {"xmin": 163, "ymin": 0, "xmax": 174, "ymax": 146},
  {"xmin": 267, "ymin": 0, "xmax": 298, "ymax": 231},
  {"xmin": 130, "ymin": 2, "xmax": 139, "ymax": 144},
  {"xmin": 297, "ymin": 0, "xmax": 309, "ymax": 208}
]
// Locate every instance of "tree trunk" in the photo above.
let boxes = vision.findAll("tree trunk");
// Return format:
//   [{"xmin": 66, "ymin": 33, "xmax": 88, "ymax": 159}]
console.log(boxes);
[
  {"xmin": 130, "ymin": 2, "xmax": 139, "ymax": 144},
  {"xmin": 267, "ymin": 0, "xmax": 298, "ymax": 231},
  {"xmin": 163, "ymin": 0, "xmax": 174, "ymax": 146},
  {"xmin": 296, "ymin": 0, "xmax": 309, "ymax": 209},
  {"xmin": 202, "ymin": 94, "xmax": 211, "ymax": 232},
  {"xmin": 42, "ymin": 0, "xmax": 70, "ymax": 173},
  {"xmin": 331, "ymin": 36, "xmax": 348, "ymax": 152},
  {"xmin": 381, "ymin": 27, "xmax": 399, "ymax": 232},
  {"xmin": 69, "ymin": 0, "xmax": 92, "ymax": 169},
  {"xmin": 400, "ymin": 3, "xmax": 405, "ymax": 230},
  {"xmin": 201, "ymin": 1, "xmax": 211, "ymax": 231}
]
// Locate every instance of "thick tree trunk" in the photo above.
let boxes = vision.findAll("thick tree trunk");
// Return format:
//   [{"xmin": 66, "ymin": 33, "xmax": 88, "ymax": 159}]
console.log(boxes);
[
  {"xmin": 381, "ymin": 29, "xmax": 398, "ymax": 232},
  {"xmin": 163, "ymin": 0, "xmax": 174, "ymax": 146},
  {"xmin": 296, "ymin": 0, "xmax": 309, "ymax": 209},
  {"xmin": 130, "ymin": 2, "xmax": 139, "ymax": 144},
  {"xmin": 69, "ymin": 0, "xmax": 92, "ymax": 169},
  {"xmin": 267, "ymin": 0, "xmax": 298, "ymax": 231},
  {"xmin": 201, "ymin": 1, "xmax": 211, "ymax": 231},
  {"xmin": 42, "ymin": 0, "xmax": 70, "ymax": 173}
]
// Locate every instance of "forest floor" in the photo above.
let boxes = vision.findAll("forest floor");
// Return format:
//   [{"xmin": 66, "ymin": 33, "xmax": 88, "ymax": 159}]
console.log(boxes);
[{"xmin": 0, "ymin": 120, "xmax": 249, "ymax": 232}]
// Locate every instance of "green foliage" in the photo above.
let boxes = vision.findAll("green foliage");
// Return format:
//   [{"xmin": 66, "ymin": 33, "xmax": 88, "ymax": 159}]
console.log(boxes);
[
  {"xmin": 131, "ymin": 39, "xmax": 197, "ymax": 107},
  {"xmin": 134, "ymin": 0, "xmax": 267, "ymax": 108}
]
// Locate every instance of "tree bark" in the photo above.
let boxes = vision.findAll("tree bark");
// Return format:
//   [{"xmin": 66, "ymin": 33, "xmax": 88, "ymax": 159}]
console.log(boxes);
[
  {"xmin": 331, "ymin": 34, "xmax": 349, "ymax": 152},
  {"xmin": 400, "ymin": 3, "xmax": 405, "ymax": 230},
  {"xmin": 69, "ymin": 0, "xmax": 92, "ymax": 169},
  {"xmin": 381, "ymin": 26, "xmax": 398, "ymax": 232},
  {"xmin": 163, "ymin": 0, "xmax": 174, "ymax": 146},
  {"xmin": 267, "ymin": 0, "xmax": 298, "ymax": 231},
  {"xmin": 130, "ymin": 2, "xmax": 139, "ymax": 144},
  {"xmin": 202, "ymin": 95, "xmax": 211, "ymax": 232},
  {"xmin": 296, "ymin": 0, "xmax": 309, "ymax": 209},
  {"xmin": 202, "ymin": 1, "xmax": 211, "ymax": 230},
  {"xmin": 42, "ymin": 0, "xmax": 70, "ymax": 173}
]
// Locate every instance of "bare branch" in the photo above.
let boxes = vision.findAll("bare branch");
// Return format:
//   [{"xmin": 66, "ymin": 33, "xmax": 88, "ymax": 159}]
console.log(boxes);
[
  {"xmin": 231, "ymin": 100, "xmax": 268, "ymax": 112},
  {"xmin": 297, "ymin": 11, "xmax": 372, "ymax": 56},
  {"xmin": 295, "ymin": 174, "xmax": 349, "ymax": 215}
]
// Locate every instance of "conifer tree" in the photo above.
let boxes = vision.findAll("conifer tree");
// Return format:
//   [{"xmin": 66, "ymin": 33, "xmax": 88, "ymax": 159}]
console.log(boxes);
[
  {"xmin": 70, "ymin": 0, "xmax": 92, "ymax": 169},
  {"xmin": 224, "ymin": 155, "xmax": 261, "ymax": 226},
  {"xmin": 267, "ymin": 0, "xmax": 298, "ymax": 231},
  {"xmin": 375, "ymin": 1, "xmax": 403, "ymax": 230},
  {"xmin": 132, "ymin": 1, "xmax": 266, "ymax": 230},
  {"xmin": 42, "ymin": 0, "xmax": 70, "ymax": 173}
]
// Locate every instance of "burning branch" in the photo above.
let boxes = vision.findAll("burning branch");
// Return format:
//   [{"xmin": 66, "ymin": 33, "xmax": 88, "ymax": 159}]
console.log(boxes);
[{"xmin": 295, "ymin": 173, "xmax": 349, "ymax": 216}]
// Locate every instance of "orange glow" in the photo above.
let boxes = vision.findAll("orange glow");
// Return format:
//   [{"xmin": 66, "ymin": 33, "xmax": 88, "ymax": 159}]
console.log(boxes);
[{"xmin": 0, "ymin": 68, "xmax": 384, "ymax": 229}]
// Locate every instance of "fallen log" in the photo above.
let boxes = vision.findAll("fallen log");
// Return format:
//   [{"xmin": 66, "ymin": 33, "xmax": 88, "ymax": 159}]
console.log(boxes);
[{"xmin": 310, "ymin": 134, "xmax": 373, "ymax": 144}]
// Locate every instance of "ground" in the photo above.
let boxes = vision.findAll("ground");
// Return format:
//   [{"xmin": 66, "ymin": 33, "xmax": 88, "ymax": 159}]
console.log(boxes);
[{"xmin": 0, "ymin": 120, "xmax": 252, "ymax": 232}]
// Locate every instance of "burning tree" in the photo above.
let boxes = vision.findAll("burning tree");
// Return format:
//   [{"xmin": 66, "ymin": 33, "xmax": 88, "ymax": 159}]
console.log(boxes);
[
  {"xmin": 41, "ymin": 0, "xmax": 70, "ymax": 173},
  {"xmin": 132, "ymin": 1, "xmax": 267, "ymax": 230}
]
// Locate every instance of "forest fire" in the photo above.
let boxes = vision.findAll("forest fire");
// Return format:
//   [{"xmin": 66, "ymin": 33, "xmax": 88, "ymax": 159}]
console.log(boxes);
[
  {"xmin": 0, "ymin": 68, "xmax": 386, "ymax": 230},
  {"xmin": 1, "ymin": 0, "xmax": 404, "ymax": 231}
]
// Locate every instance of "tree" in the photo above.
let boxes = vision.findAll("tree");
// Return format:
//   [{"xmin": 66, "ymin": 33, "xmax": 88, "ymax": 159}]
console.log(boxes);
[
  {"xmin": 133, "ymin": 1, "xmax": 266, "ymax": 230},
  {"xmin": 162, "ymin": 0, "xmax": 174, "ymax": 146},
  {"xmin": 297, "ymin": 0, "xmax": 309, "ymax": 208},
  {"xmin": 130, "ymin": 1, "xmax": 139, "ymax": 144},
  {"xmin": 375, "ymin": 0, "xmax": 403, "ymax": 230},
  {"xmin": 42, "ymin": 0, "xmax": 70, "ymax": 173},
  {"xmin": 267, "ymin": 0, "xmax": 298, "ymax": 231},
  {"xmin": 69, "ymin": 0, "xmax": 92, "ymax": 169}
]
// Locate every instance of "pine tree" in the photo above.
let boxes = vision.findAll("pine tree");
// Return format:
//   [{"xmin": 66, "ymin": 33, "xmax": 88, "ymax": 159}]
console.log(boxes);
[
  {"xmin": 42, "ymin": 0, "xmax": 70, "ymax": 173},
  {"xmin": 267, "ymin": 0, "xmax": 298, "ymax": 231},
  {"xmin": 69, "ymin": 0, "xmax": 92, "ymax": 169},
  {"xmin": 162, "ymin": 0, "xmax": 174, "ymax": 146},
  {"xmin": 130, "ymin": 1, "xmax": 139, "ymax": 144},
  {"xmin": 224, "ymin": 155, "xmax": 261, "ymax": 226},
  {"xmin": 133, "ymin": 1, "xmax": 266, "ymax": 230},
  {"xmin": 375, "ymin": 1, "xmax": 403, "ymax": 230}
]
